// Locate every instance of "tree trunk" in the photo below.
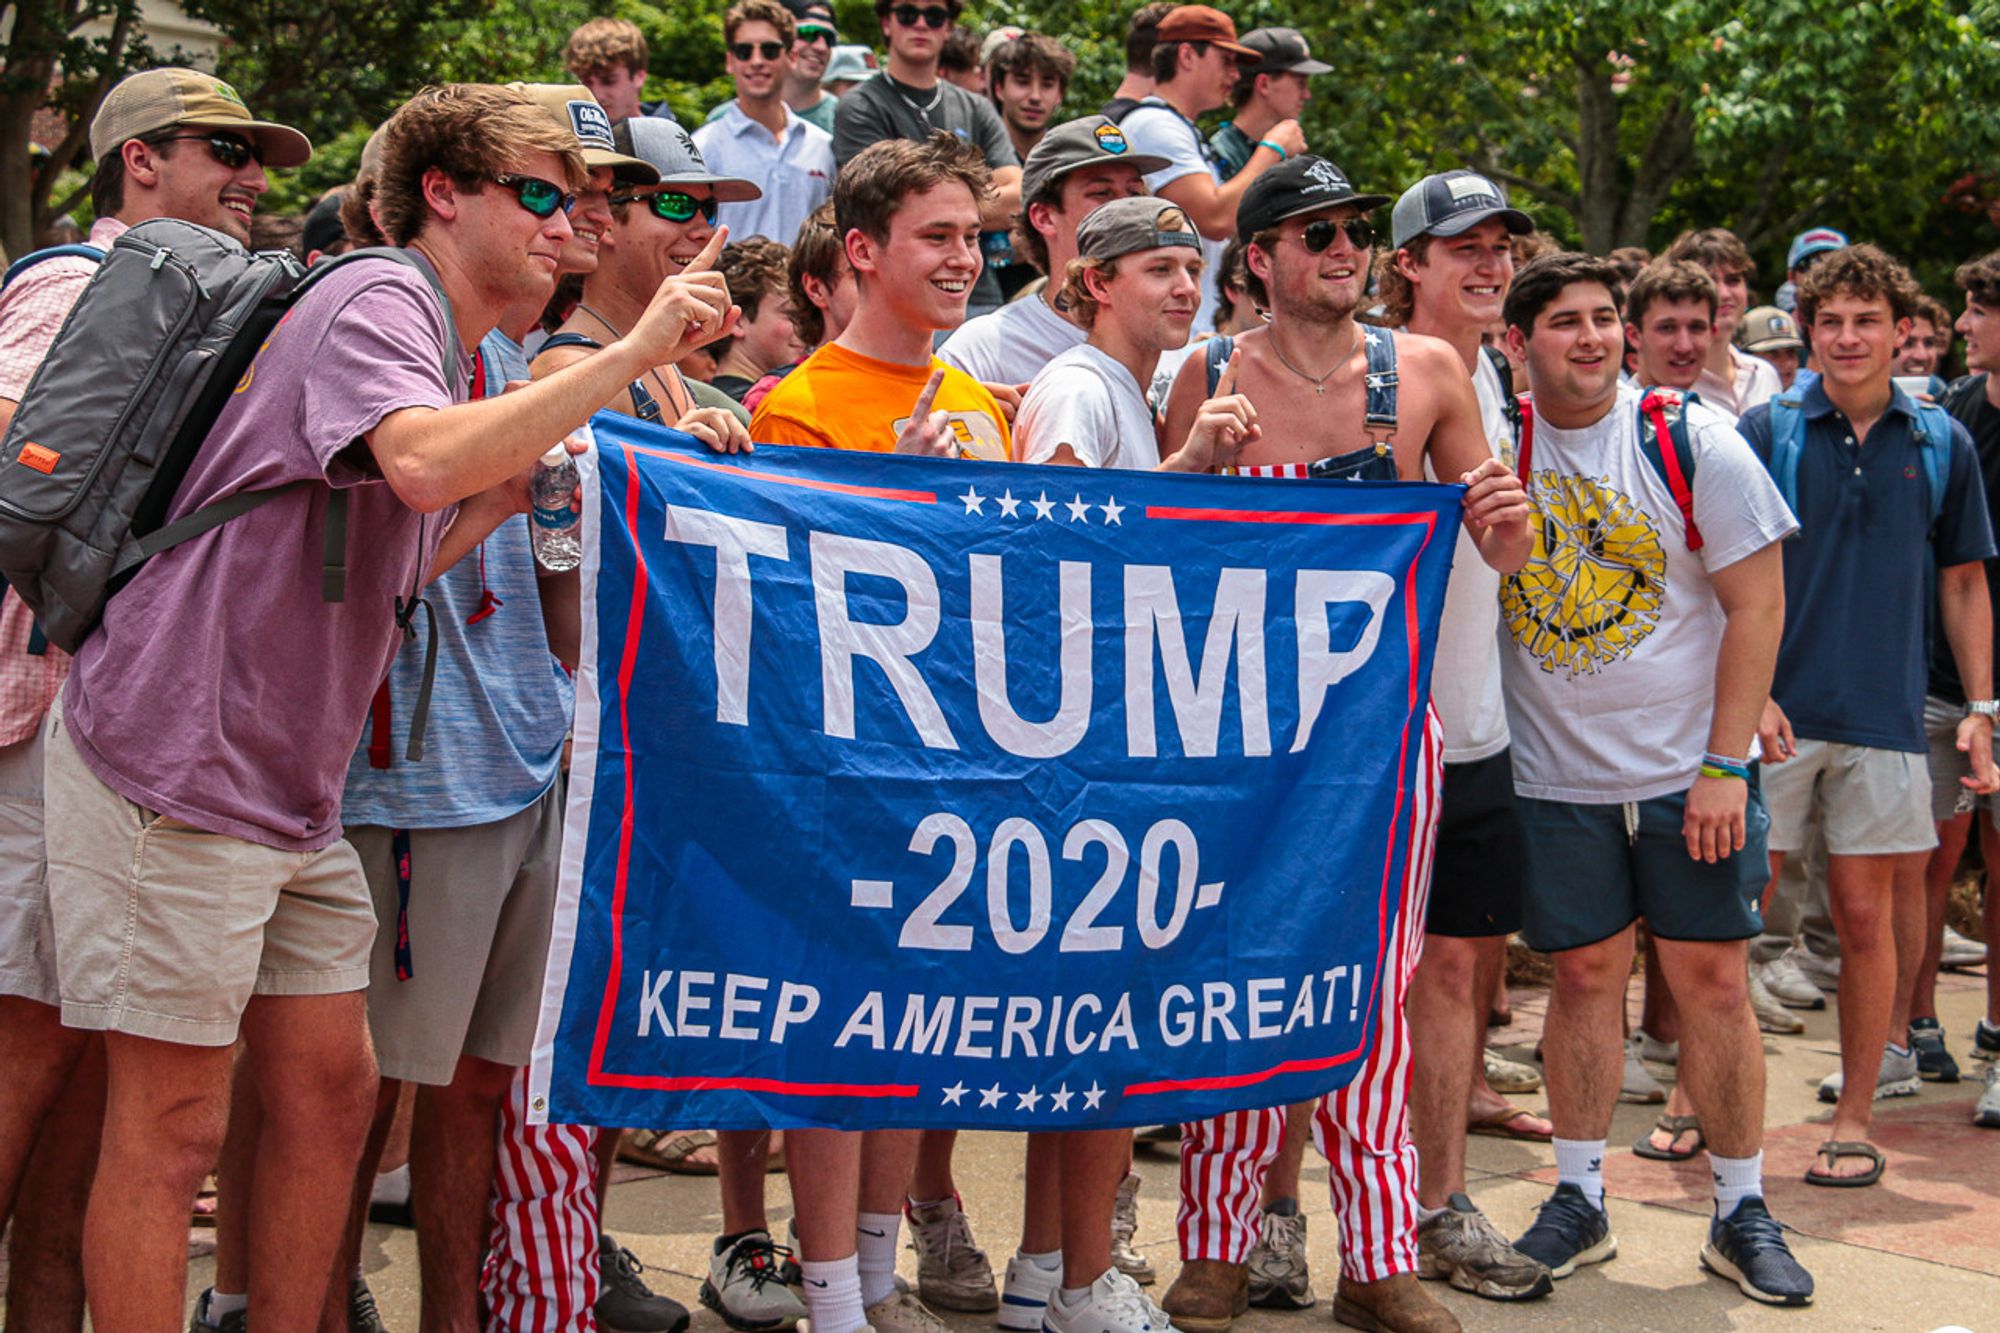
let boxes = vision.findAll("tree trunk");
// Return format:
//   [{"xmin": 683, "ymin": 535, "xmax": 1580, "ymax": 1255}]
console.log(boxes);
[{"xmin": 1572, "ymin": 46, "xmax": 1621, "ymax": 253}]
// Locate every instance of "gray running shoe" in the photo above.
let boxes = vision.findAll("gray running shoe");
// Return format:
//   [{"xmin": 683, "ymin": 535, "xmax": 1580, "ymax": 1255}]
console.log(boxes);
[
  {"xmin": 1756, "ymin": 953, "xmax": 1825, "ymax": 1010},
  {"xmin": 599, "ymin": 1234, "xmax": 691, "ymax": 1332},
  {"xmin": 906, "ymin": 1196, "xmax": 998, "ymax": 1312},
  {"xmin": 1792, "ymin": 948, "xmax": 1841, "ymax": 992},
  {"xmin": 1417, "ymin": 1194, "xmax": 1553, "ymax": 1301},
  {"xmin": 189, "ymin": 1289, "xmax": 247, "ymax": 1333},
  {"xmin": 1976, "ymin": 1065, "xmax": 2000, "ymax": 1128},
  {"xmin": 703, "ymin": 1231, "xmax": 807, "ymax": 1330},
  {"xmin": 1111, "ymin": 1171, "xmax": 1155, "ymax": 1285},
  {"xmin": 1749, "ymin": 967, "xmax": 1805, "ymax": 1035},
  {"xmin": 1245, "ymin": 1205, "xmax": 1315, "ymax": 1309},
  {"xmin": 1817, "ymin": 1042, "xmax": 1921, "ymax": 1104},
  {"xmin": 348, "ymin": 1278, "xmax": 390, "ymax": 1333},
  {"xmin": 1620, "ymin": 1036, "xmax": 1665, "ymax": 1104}
]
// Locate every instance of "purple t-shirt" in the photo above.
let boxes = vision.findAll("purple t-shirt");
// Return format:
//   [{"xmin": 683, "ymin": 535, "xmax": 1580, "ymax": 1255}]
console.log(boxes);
[{"xmin": 63, "ymin": 256, "xmax": 470, "ymax": 851}]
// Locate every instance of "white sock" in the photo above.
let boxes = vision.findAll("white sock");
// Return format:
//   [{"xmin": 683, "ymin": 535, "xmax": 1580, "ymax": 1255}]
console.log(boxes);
[
  {"xmin": 1019, "ymin": 1248, "xmax": 1062, "ymax": 1272},
  {"xmin": 1888, "ymin": 1041, "xmax": 1912, "ymax": 1058},
  {"xmin": 800, "ymin": 1256, "xmax": 866, "ymax": 1333},
  {"xmin": 856, "ymin": 1211, "xmax": 902, "ymax": 1307},
  {"xmin": 1416, "ymin": 1203, "xmax": 1447, "ymax": 1224},
  {"xmin": 1553, "ymin": 1137, "xmax": 1606, "ymax": 1209},
  {"xmin": 207, "ymin": 1290, "xmax": 248, "ymax": 1318},
  {"xmin": 1711, "ymin": 1151, "xmax": 1763, "ymax": 1216},
  {"xmin": 1057, "ymin": 1285, "xmax": 1092, "ymax": 1305}
]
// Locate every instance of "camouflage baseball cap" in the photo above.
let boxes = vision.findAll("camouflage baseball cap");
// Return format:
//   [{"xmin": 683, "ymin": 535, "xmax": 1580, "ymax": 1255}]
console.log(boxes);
[{"xmin": 90, "ymin": 67, "xmax": 311, "ymax": 167}]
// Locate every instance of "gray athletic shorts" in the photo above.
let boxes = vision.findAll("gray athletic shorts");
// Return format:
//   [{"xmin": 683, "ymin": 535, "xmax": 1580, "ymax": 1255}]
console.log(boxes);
[
  {"xmin": 1924, "ymin": 695, "xmax": 1999, "ymax": 826},
  {"xmin": 1762, "ymin": 739, "xmax": 1935, "ymax": 857}
]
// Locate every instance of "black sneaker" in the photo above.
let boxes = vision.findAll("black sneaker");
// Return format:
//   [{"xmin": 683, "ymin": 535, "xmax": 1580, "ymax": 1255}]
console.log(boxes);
[
  {"xmin": 1700, "ymin": 1196, "xmax": 1813, "ymax": 1306},
  {"xmin": 598, "ymin": 1234, "xmax": 692, "ymax": 1333},
  {"xmin": 348, "ymin": 1277, "xmax": 390, "ymax": 1333},
  {"xmin": 1975, "ymin": 1018, "xmax": 2000, "ymax": 1062},
  {"xmin": 1910, "ymin": 1018, "xmax": 1961, "ymax": 1083},
  {"xmin": 1511, "ymin": 1184, "xmax": 1615, "ymax": 1279},
  {"xmin": 189, "ymin": 1289, "xmax": 248, "ymax": 1333}
]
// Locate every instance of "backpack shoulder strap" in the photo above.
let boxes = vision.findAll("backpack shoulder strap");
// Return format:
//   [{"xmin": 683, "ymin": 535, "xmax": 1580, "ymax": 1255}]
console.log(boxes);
[
  {"xmin": 2, "ymin": 244, "xmax": 105, "ymax": 289},
  {"xmin": 1481, "ymin": 344, "xmax": 1522, "ymax": 447},
  {"xmin": 1767, "ymin": 392, "xmax": 1807, "ymax": 515},
  {"xmin": 1203, "ymin": 334, "xmax": 1237, "ymax": 397},
  {"xmin": 1363, "ymin": 325, "xmax": 1398, "ymax": 442},
  {"xmin": 1912, "ymin": 401, "xmax": 1956, "ymax": 529},
  {"xmin": 535, "ymin": 331, "xmax": 607, "ymax": 356},
  {"xmin": 1637, "ymin": 387, "xmax": 1702, "ymax": 551}
]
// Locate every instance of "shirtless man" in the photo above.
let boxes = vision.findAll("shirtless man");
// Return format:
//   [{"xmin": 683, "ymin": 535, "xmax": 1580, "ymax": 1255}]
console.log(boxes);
[{"xmin": 1157, "ymin": 155, "xmax": 1529, "ymax": 1333}]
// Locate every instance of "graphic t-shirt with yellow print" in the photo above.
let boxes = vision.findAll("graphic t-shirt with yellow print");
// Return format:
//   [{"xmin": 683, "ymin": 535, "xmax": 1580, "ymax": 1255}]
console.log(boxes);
[
  {"xmin": 1497, "ymin": 382, "xmax": 1797, "ymax": 805},
  {"xmin": 749, "ymin": 341, "xmax": 1011, "ymax": 458}
]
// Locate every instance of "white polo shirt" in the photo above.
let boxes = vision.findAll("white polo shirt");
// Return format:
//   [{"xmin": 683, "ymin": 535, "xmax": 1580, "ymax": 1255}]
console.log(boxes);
[{"xmin": 690, "ymin": 101, "xmax": 836, "ymax": 245}]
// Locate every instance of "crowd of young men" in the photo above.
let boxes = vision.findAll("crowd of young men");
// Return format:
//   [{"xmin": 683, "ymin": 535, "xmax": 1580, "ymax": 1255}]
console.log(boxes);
[{"xmin": 1, "ymin": 2, "xmax": 1997, "ymax": 1330}]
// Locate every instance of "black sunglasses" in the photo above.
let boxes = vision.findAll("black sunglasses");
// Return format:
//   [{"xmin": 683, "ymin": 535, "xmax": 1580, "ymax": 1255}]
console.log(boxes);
[
  {"xmin": 797, "ymin": 22, "xmax": 839, "ymax": 44},
  {"xmin": 495, "ymin": 173, "xmax": 578, "ymax": 219},
  {"xmin": 730, "ymin": 40, "xmax": 790, "ymax": 60},
  {"xmin": 160, "ymin": 131, "xmax": 261, "ymax": 169},
  {"xmin": 891, "ymin": 4, "xmax": 952, "ymax": 27},
  {"xmin": 610, "ymin": 190, "xmax": 721, "ymax": 225},
  {"xmin": 1300, "ymin": 218, "xmax": 1376, "ymax": 253}
]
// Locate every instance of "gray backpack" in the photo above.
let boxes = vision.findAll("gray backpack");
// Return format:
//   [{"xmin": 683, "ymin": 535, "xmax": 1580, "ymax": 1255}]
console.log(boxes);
[{"xmin": 0, "ymin": 217, "xmax": 455, "ymax": 658}]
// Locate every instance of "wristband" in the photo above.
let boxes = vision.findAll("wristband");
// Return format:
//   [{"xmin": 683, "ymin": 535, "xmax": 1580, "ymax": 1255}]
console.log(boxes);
[
  {"xmin": 1702, "ymin": 750, "xmax": 1749, "ymax": 769},
  {"xmin": 1258, "ymin": 139, "xmax": 1288, "ymax": 160},
  {"xmin": 1699, "ymin": 761, "xmax": 1751, "ymax": 783}
]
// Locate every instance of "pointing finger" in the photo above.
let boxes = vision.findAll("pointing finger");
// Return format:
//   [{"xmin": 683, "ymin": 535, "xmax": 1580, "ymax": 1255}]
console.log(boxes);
[
  {"xmin": 912, "ymin": 366, "xmax": 947, "ymax": 420},
  {"xmin": 1213, "ymin": 347, "xmax": 1240, "ymax": 399},
  {"xmin": 686, "ymin": 224, "xmax": 730, "ymax": 273}
]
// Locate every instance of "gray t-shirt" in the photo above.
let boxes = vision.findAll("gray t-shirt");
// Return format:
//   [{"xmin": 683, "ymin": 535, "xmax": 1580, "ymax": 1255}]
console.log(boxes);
[
  {"xmin": 831, "ymin": 73, "xmax": 1019, "ymax": 171},
  {"xmin": 1016, "ymin": 343, "xmax": 1162, "ymax": 470}
]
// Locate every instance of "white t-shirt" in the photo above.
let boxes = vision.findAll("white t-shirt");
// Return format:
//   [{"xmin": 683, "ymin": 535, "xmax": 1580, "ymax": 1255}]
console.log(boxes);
[
  {"xmin": 937, "ymin": 295, "xmax": 1085, "ymax": 386},
  {"xmin": 1120, "ymin": 98, "xmax": 1226, "ymax": 334},
  {"xmin": 1149, "ymin": 338, "xmax": 1205, "ymax": 418},
  {"xmin": 1498, "ymin": 383, "xmax": 1798, "ymax": 803},
  {"xmin": 1016, "ymin": 343, "xmax": 1163, "ymax": 471},
  {"xmin": 1424, "ymin": 351, "xmax": 1513, "ymax": 764}
]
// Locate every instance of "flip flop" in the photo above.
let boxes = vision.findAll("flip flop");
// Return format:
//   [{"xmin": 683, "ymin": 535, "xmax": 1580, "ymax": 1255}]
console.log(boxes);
[
  {"xmin": 1467, "ymin": 1106, "xmax": 1554, "ymax": 1141},
  {"xmin": 190, "ymin": 1174, "xmax": 219, "ymax": 1228},
  {"xmin": 1804, "ymin": 1139, "xmax": 1885, "ymax": 1188},
  {"xmin": 1631, "ymin": 1113, "xmax": 1704, "ymax": 1161},
  {"xmin": 618, "ymin": 1128, "xmax": 722, "ymax": 1174}
]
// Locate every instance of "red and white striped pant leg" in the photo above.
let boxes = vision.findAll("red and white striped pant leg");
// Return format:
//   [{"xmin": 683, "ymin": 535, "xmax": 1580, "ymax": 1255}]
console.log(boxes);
[
  {"xmin": 482, "ymin": 1066, "xmax": 603, "ymax": 1331},
  {"xmin": 1175, "ymin": 1106, "xmax": 1287, "ymax": 1262},
  {"xmin": 1312, "ymin": 705, "xmax": 1444, "ymax": 1283}
]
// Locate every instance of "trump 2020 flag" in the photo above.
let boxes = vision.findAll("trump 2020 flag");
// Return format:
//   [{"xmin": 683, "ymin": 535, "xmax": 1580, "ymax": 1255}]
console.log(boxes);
[{"xmin": 529, "ymin": 412, "xmax": 1462, "ymax": 1131}]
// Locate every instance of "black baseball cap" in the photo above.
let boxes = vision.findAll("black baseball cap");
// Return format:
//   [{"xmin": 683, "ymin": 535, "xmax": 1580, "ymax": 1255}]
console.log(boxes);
[
  {"xmin": 1236, "ymin": 156, "xmax": 1390, "ymax": 243},
  {"xmin": 302, "ymin": 189, "xmax": 348, "ymax": 256},
  {"xmin": 1389, "ymin": 169, "xmax": 1532, "ymax": 249},
  {"xmin": 1240, "ymin": 27, "xmax": 1331, "ymax": 75}
]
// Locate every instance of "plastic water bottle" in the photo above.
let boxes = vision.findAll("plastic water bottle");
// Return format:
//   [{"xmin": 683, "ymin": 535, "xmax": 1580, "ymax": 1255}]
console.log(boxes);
[{"xmin": 530, "ymin": 444, "xmax": 581, "ymax": 571}]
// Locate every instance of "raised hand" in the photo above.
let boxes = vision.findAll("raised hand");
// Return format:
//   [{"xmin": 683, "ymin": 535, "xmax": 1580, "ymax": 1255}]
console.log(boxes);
[
  {"xmin": 628, "ymin": 226, "xmax": 741, "ymax": 366},
  {"xmin": 678, "ymin": 405, "xmax": 753, "ymax": 454},
  {"xmin": 894, "ymin": 368, "xmax": 958, "ymax": 457},
  {"xmin": 1163, "ymin": 348, "xmax": 1259, "ymax": 472}
]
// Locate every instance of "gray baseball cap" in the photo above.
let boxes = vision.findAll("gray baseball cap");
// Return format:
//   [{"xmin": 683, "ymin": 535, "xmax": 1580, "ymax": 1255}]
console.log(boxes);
[
  {"xmin": 822, "ymin": 44, "xmax": 879, "ymax": 86},
  {"xmin": 611, "ymin": 118, "xmax": 761, "ymax": 202},
  {"xmin": 1075, "ymin": 196, "xmax": 1201, "ymax": 262},
  {"xmin": 1389, "ymin": 169, "xmax": 1532, "ymax": 249},
  {"xmin": 1022, "ymin": 115, "xmax": 1172, "ymax": 200},
  {"xmin": 1240, "ymin": 27, "xmax": 1331, "ymax": 75}
]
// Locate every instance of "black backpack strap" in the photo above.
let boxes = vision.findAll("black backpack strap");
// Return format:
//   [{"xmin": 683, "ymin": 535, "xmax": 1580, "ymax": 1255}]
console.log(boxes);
[
  {"xmin": 114, "ymin": 480, "xmax": 351, "ymax": 602},
  {"xmin": 1482, "ymin": 344, "xmax": 1522, "ymax": 447},
  {"xmin": 1363, "ymin": 326, "xmax": 1398, "ymax": 442},
  {"xmin": 1204, "ymin": 335, "xmax": 1237, "ymax": 396},
  {"xmin": 394, "ymin": 586, "xmax": 439, "ymax": 763},
  {"xmin": 534, "ymin": 331, "xmax": 607, "ymax": 356},
  {"xmin": 535, "ymin": 331, "xmax": 661, "ymax": 420}
]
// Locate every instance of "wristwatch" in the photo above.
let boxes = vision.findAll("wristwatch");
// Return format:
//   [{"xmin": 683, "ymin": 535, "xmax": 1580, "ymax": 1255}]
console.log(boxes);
[{"xmin": 1968, "ymin": 700, "xmax": 2000, "ymax": 719}]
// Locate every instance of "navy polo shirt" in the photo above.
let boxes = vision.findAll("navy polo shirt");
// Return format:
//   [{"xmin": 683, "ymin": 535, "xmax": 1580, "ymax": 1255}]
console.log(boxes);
[{"xmin": 1740, "ymin": 379, "xmax": 1997, "ymax": 753}]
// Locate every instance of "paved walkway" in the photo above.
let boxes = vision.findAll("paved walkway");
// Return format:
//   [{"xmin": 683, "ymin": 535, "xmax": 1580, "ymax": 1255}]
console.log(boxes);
[{"xmin": 177, "ymin": 970, "xmax": 1996, "ymax": 1331}]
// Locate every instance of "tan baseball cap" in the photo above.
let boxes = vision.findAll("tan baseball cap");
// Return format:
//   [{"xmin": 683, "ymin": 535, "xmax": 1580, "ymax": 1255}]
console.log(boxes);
[
  {"xmin": 504, "ymin": 83, "xmax": 660, "ymax": 186},
  {"xmin": 90, "ymin": 67, "xmax": 311, "ymax": 167}
]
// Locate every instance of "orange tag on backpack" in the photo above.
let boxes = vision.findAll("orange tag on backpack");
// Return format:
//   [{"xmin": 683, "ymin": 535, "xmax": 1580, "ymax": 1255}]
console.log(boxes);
[{"xmin": 18, "ymin": 443, "xmax": 59, "ymax": 474}]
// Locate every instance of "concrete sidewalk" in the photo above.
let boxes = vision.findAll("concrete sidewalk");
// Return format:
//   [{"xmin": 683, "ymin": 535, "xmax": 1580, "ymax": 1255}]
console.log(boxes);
[{"xmin": 190, "ymin": 970, "xmax": 1999, "ymax": 1331}]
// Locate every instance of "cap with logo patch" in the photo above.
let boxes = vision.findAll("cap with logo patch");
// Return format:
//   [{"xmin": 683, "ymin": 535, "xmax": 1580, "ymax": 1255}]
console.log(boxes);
[
  {"xmin": 1738, "ymin": 305, "xmax": 1804, "ymax": 354},
  {"xmin": 506, "ymin": 83, "xmax": 659, "ymax": 185},
  {"xmin": 1239, "ymin": 27, "xmax": 1331, "ymax": 75},
  {"xmin": 612, "ymin": 119, "xmax": 762, "ymax": 202},
  {"xmin": 1075, "ymin": 196, "xmax": 1201, "ymax": 262},
  {"xmin": 1236, "ymin": 155, "xmax": 1390, "ymax": 243},
  {"xmin": 1786, "ymin": 226, "xmax": 1848, "ymax": 271},
  {"xmin": 90, "ymin": 66, "xmax": 311, "ymax": 168},
  {"xmin": 1154, "ymin": 6, "xmax": 1260, "ymax": 59},
  {"xmin": 1389, "ymin": 169, "xmax": 1532, "ymax": 249},
  {"xmin": 1022, "ymin": 116, "xmax": 1172, "ymax": 201}
]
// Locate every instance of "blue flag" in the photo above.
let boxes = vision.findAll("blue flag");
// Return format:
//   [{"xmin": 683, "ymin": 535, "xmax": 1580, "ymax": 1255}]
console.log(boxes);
[{"xmin": 531, "ymin": 413, "xmax": 1463, "ymax": 1131}]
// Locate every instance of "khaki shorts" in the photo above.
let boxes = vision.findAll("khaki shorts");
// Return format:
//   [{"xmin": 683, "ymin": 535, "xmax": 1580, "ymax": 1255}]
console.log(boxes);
[
  {"xmin": 1762, "ymin": 737, "xmax": 1936, "ymax": 857},
  {"xmin": 1923, "ymin": 695, "xmax": 1999, "ymax": 826},
  {"xmin": 43, "ymin": 701, "xmax": 376, "ymax": 1046},
  {"xmin": 0, "ymin": 724, "xmax": 57, "ymax": 1007},
  {"xmin": 348, "ymin": 781, "xmax": 563, "ymax": 1086}
]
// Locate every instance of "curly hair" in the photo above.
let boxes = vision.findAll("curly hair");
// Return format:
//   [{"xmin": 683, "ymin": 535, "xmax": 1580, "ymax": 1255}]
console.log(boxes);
[
  {"xmin": 835, "ymin": 131, "xmax": 992, "ymax": 247},
  {"xmin": 788, "ymin": 201, "xmax": 844, "ymax": 347},
  {"xmin": 565, "ymin": 17, "xmax": 649, "ymax": 78},
  {"xmin": 1503, "ymin": 251, "xmax": 1622, "ymax": 333},
  {"xmin": 1624, "ymin": 260, "xmax": 1717, "ymax": 328},
  {"xmin": 1956, "ymin": 251, "xmax": 2000, "ymax": 308},
  {"xmin": 719, "ymin": 237, "xmax": 792, "ymax": 328},
  {"xmin": 988, "ymin": 32, "xmax": 1075, "ymax": 97},
  {"xmin": 343, "ymin": 84, "xmax": 587, "ymax": 248},
  {"xmin": 1913, "ymin": 292, "xmax": 1952, "ymax": 335},
  {"xmin": 1373, "ymin": 234, "xmax": 1431, "ymax": 328},
  {"xmin": 1796, "ymin": 242, "xmax": 1921, "ymax": 327}
]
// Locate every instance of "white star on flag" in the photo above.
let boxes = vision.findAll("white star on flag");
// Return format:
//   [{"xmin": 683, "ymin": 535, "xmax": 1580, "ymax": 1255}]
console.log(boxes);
[
  {"xmin": 1049, "ymin": 1084, "xmax": 1074, "ymax": 1112},
  {"xmin": 959, "ymin": 486, "xmax": 985, "ymax": 515},
  {"xmin": 941, "ymin": 1082, "xmax": 968, "ymax": 1106},
  {"xmin": 1083, "ymin": 1081, "xmax": 1106, "ymax": 1110},
  {"xmin": 980, "ymin": 1083, "xmax": 1006, "ymax": 1108},
  {"xmin": 1099, "ymin": 497, "xmax": 1125, "ymax": 525},
  {"xmin": 1065, "ymin": 494, "xmax": 1092, "ymax": 523},
  {"xmin": 1031, "ymin": 492, "xmax": 1056, "ymax": 520},
  {"xmin": 996, "ymin": 489, "xmax": 1022, "ymax": 517},
  {"xmin": 1016, "ymin": 1086, "xmax": 1043, "ymax": 1112}
]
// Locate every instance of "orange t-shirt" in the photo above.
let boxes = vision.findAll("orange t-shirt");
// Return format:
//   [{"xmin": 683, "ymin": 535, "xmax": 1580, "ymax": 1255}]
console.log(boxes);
[{"xmin": 750, "ymin": 342, "xmax": 1011, "ymax": 458}]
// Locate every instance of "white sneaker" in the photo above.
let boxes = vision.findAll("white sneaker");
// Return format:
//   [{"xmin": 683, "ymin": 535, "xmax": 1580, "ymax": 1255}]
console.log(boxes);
[
  {"xmin": 1110, "ymin": 1173, "xmax": 1154, "ymax": 1285},
  {"xmin": 1748, "ymin": 967, "xmax": 1806, "ymax": 1034},
  {"xmin": 1941, "ymin": 924, "xmax": 1988, "ymax": 970},
  {"xmin": 1757, "ymin": 954, "xmax": 1826, "ymax": 1010},
  {"xmin": 907, "ymin": 1197, "xmax": 997, "ymax": 1312},
  {"xmin": 998, "ymin": 1252, "xmax": 1061, "ymax": 1331},
  {"xmin": 1620, "ymin": 1036, "xmax": 1666, "ymax": 1104},
  {"xmin": 865, "ymin": 1289, "xmax": 950, "ymax": 1333},
  {"xmin": 1818, "ymin": 1042, "xmax": 1922, "ymax": 1103},
  {"xmin": 1042, "ymin": 1269, "xmax": 1177, "ymax": 1333},
  {"xmin": 1637, "ymin": 1028, "xmax": 1679, "ymax": 1064},
  {"xmin": 1975, "ymin": 1065, "xmax": 2000, "ymax": 1128},
  {"xmin": 1792, "ymin": 948, "xmax": 1841, "ymax": 991},
  {"xmin": 703, "ymin": 1231, "xmax": 808, "ymax": 1330}
]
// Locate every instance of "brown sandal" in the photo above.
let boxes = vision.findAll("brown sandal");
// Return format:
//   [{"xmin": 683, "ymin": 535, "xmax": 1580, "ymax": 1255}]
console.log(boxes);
[
  {"xmin": 1631, "ymin": 1113, "xmax": 1704, "ymax": 1161},
  {"xmin": 1805, "ymin": 1139, "xmax": 1884, "ymax": 1188},
  {"xmin": 618, "ymin": 1128, "xmax": 721, "ymax": 1174}
]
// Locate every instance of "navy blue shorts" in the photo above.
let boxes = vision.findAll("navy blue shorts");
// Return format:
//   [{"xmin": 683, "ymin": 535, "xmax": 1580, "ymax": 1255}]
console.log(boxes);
[
  {"xmin": 1517, "ymin": 779, "xmax": 1769, "ymax": 953},
  {"xmin": 1427, "ymin": 749, "xmax": 1528, "ymax": 939}
]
